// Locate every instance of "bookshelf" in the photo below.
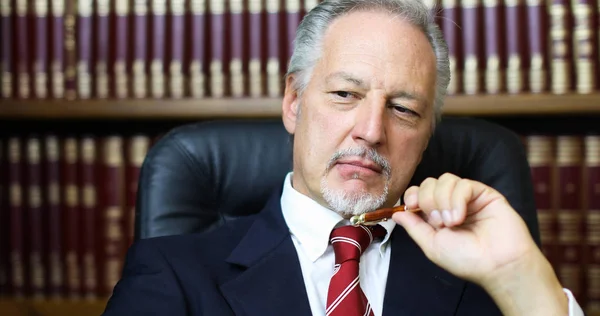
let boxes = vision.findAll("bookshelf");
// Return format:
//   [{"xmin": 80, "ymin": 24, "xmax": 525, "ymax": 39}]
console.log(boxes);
[
  {"xmin": 0, "ymin": 299, "xmax": 107, "ymax": 316},
  {"xmin": 1, "ymin": 94, "xmax": 600, "ymax": 119}
]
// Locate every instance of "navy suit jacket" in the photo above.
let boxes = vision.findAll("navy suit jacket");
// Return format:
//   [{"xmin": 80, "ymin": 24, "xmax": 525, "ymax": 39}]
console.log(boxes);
[{"xmin": 102, "ymin": 188, "xmax": 502, "ymax": 316}]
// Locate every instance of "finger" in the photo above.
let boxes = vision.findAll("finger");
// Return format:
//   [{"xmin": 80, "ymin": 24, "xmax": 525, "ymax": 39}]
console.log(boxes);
[
  {"xmin": 450, "ymin": 178, "xmax": 472, "ymax": 225},
  {"xmin": 433, "ymin": 173, "xmax": 460, "ymax": 227},
  {"xmin": 416, "ymin": 177, "xmax": 444, "ymax": 229},
  {"xmin": 451, "ymin": 178, "xmax": 506, "ymax": 223},
  {"xmin": 403, "ymin": 186, "xmax": 419, "ymax": 210},
  {"xmin": 392, "ymin": 211, "xmax": 436, "ymax": 258}
]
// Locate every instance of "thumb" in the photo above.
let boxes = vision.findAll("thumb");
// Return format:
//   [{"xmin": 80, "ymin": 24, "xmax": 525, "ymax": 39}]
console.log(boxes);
[{"xmin": 392, "ymin": 211, "xmax": 436, "ymax": 257}]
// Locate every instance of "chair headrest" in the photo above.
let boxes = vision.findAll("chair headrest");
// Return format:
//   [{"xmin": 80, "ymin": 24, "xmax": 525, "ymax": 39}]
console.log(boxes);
[{"xmin": 134, "ymin": 117, "xmax": 540, "ymax": 246}]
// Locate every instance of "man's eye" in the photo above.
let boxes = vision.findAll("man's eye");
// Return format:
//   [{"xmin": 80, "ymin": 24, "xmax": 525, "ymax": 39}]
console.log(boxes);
[
  {"xmin": 392, "ymin": 105, "xmax": 417, "ymax": 116},
  {"xmin": 334, "ymin": 91, "xmax": 353, "ymax": 98}
]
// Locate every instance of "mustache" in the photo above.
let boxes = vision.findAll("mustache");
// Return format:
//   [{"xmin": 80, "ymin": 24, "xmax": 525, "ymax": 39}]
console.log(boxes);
[{"xmin": 325, "ymin": 147, "xmax": 392, "ymax": 178}]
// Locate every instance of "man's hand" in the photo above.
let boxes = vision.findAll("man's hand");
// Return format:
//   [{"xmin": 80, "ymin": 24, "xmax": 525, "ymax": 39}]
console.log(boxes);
[{"xmin": 392, "ymin": 173, "xmax": 569, "ymax": 316}]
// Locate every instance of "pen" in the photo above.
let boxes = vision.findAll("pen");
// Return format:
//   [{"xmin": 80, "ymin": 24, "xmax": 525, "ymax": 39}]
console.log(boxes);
[{"xmin": 350, "ymin": 205, "xmax": 422, "ymax": 226}]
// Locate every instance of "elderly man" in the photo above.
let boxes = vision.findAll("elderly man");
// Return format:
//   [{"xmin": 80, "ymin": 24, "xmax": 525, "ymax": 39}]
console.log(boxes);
[{"xmin": 102, "ymin": 0, "xmax": 584, "ymax": 315}]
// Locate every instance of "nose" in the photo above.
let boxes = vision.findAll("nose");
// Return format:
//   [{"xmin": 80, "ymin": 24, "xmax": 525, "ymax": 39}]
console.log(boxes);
[{"xmin": 351, "ymin": 96, "xmax": 387, "ymax": 147}]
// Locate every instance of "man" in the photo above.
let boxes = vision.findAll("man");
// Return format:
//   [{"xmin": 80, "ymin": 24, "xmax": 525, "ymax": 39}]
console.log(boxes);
[{"xmin": 103, "ymin": 0, "xmax": 584, "ymax": 315}]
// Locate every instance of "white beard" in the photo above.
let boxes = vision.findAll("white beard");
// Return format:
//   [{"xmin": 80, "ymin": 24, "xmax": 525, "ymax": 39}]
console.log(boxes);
[{"xmin": 320, "ymin": 175, "xmax": 389, "ymax": 217}]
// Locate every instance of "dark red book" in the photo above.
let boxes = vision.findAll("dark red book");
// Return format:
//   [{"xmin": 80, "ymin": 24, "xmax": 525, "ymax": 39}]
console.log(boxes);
[
  {"xmin": 266, "ymin": 0, "xmax": 281, "ymax": 97},
  {"xmin": 64, "ymin": 0, "xmax": 77, "ymax": 100},
  {"xmin": 77, "ymin": 0, "xmax": 93, "ymax": 98},
  {"xmin": 209, "ymin": 0, "xmax": 225, "ymax": 97},
  {"xmin": 548, "ymin": 0, "xmax": 571, "ymax": 94},
  {"xmin": 132, "ymin": 0, "xmax": 149, "ymax": 98},
  {"xmin": 44, "ymin": 136, "xmax": 64, "ymax": 299},
  {"xmin": 441, "ymin": 0, "xmax": 461, "ymax": 95},
  {"xmin": 229, "ymin": 0, "xmax": 244, "ymax": 97},
  {"xmin": 483, "ymin": 0, "xmax": 501, "ymax": 94},
  {"xmin": 248, "ymin": 0, "xmax": 263, "ymax": 97},
  {"xmin": 8, "ymin": 137, "xmax": 27, "ymax": 298},
  {"xmin": 505, "ymin": 0, "xmax": 524, "ymax": 94},
  {"xmin": 94, "ymin": 0, "xmax": 110, "ymax": 98},
  {"xmin": 461, "ymin": 0, "xmax": 482, "ymax": 94},
  {"xmin": 151, "ymin": 0, "xmax": 166, "ymax": 98},
  {"xmin": 169, "ymin": 0, "xmax": 185, "ymax": 98},
  {"xmin": 99, "ymin": 136, "xmax": 126, "ymax": 297},
  {"xmin": 62, "ymin": 137, "xmax": 81, "ymax": 299},
  {"xmin": 526, "ymin": 0, "xmax": 546, "ymax": 93},
  {"xmin": 555, "ymin": 136, "xmax": 585, "ymax": 303},
  {"xmin": 51, "ymin": 0, "xmax": 65, "ymax": 99},
  {"xmin": 34, "ymin": 0, "xmax": 49, "ymax": 99},
  {"xmin": 114, "ymin": 0, "xmax": 129, "ymax": 99},
  {"xmin": 26, "ymin": 137, "xmax": 47, "ymax": 299},
  {"xmin": 0, "ymin": 139, "xmax": 9, "ymax": 296},
  {"xmin": 126, "ymin": 135, "xmax": 150, "ymax": 247},
  {"xmin": 189, "ymin": 0, "xmax": 207, "ymax": 98},
  {"xmin": 571, "ymin": 0, "xmax": 595, "ymax": 93},
  {"xmin": 15, "ymin": 0, "xmax": 30, "ymax": 99},
  {"xmin": 585, "ymin": 135, "xmax": 600, "ymax": 313},
  {"xmin": 80, "ymin": 136, "xmax": 99, "ymax": 299},
  {"xmin": 526, "ymin": 136, "xmax": 557, "ymax": 268},
  {"xmin": 1, "ymin": 0, "xmax": 13, "ymax": 98}
]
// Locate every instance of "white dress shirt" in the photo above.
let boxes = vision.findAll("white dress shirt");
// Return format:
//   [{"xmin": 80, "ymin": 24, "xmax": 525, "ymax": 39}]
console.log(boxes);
[{"xmin": 279, "ymin": 172, "xmax": 584, "ymax": 316}]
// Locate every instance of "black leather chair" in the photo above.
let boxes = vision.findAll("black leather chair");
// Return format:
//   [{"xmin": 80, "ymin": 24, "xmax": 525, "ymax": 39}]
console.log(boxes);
[{"xmin": 133, "ymin": 116, "xmax": 541, "ymax": 247}]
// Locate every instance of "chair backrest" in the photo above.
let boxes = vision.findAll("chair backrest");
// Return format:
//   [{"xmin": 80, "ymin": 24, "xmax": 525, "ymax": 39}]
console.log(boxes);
[{"xmin": 134, "ymin": 117, "xmax": 541, "ymax": 246}]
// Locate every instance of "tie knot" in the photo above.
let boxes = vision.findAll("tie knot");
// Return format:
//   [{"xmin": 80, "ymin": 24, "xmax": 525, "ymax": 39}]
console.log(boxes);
[{"xmin": 330, "ymin": 225, "xmax": 386, "ymax": 264}]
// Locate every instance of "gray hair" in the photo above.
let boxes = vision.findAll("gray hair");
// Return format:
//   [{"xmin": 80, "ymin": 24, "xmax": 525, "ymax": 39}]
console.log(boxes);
[{"xmin": 285, "ymin": 0, "xmax": 450, "ymax": 126}]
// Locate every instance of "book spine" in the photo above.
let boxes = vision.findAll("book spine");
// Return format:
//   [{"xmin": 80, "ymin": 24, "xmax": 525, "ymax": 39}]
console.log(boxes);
[
  {"xmin": 505, "ymin": 0, "xmax": 524, "ymax": 93},
  {"xmin": 51, "ymin": 0, "xmax": 65, "ymax": 98},
  {"xmin": 0, "ymin": 140, "xmax": 8, "ymax": 296},
  {"xmin": 556, "ymin": 136, "xmax": 584, "ymax": 301},
  {"xmin": 266, "ymin": 0, "xmax": 280, "ymax": 97},
  {"xmin": 26, "ymin": 137, "xmax": 46, "ymax": 299},
  {"xmin": 151, "ymin": 0, "xmax": 166, "ymax": 98},
  {"xmin": 483, "ymin": 0, "xmax": 501, "ymax": 94},
  {"xmin": 133, "ymin": 0, "xmax": 148, "ymax": 98},
  {"xmin": 16, "ymin": 0, "xmax": 30, "ymax": 99},
  {"xmin": 1, "ymin": 0, "xmax": 12, "ymax": 98},
  {"xmin": 33, "ymin": 0, "xmax": 49, "ymax": 98},
  {"xmin": 303, "ymin": 0, "xmax": 318, "ymax": 12},
  {"xmin": 572, "ymin": 0, "xmax": 595, "ymax": 93},
  {"xmin": 526, "ymin": 0, "xmax": 546, "ymax": 93},
  {"xmin": 95, "ymin": 0, "xmax": 110, "ymax": 98},
  {"xmin": 80, "ymin": 136, "xmax": 98, "ymax": 299},
  {"xmin": 549, "ymin": 0, "xmax": 571, "ymax": 94},
  {"xmin": 461, "ymin": 0, "xmax": 482, "ymax": 94},
  {"xmin": 285, "ymin": 0, "xmax": 301, "ymax": 65},
  {"xmin": 190, "ymin": 0, "xmax": 206, "ymax": 98},
  {"xmin": 585, "ymin": 135, "xmax": 600, "ymax": 313},
  {"xmin": 114, "ymin": 0, "xmax": 130, "ymax": 98},
  {"xmin": 442, "ymin": 0, "xmax": 460, "ymax": 95},
  {"xmin": 44, "ymin": 136, "xmax": 63, "ymax": 299},
  {"xmin": 9, "ymin": 138, "xmax": 26, "ymax": 298},
  {"xmin": 169, "ymin": 0, "xmax": 185, "ymax": 98},
  {"xmin": 527, "ymin": 136, "xmax": 557, "ymax": 268},
  {"xmin": 63, "ymin": 137, "xmax": 81, "ymax": 299},
  {"xmin": 64, "ymin": 0, "xmax": 77, "ymax": 99},
  {"xmin": 101, "ymin": 137, "xmax": 126, "ymax": 296},
  {"xmin": 248, "ymin": 0, "xmax": 262, "ymax": 97},
  {"xmin": 229, "ymin": 0, "xmax": 244, "ymax": 97},
  {"xmin": 126, "ymin": 136, "xmax": 150, "ymax": 247},
  {"xmin": 209, "ymin": 0, "xmax": 225, "ymax": 97},
  {"xmin": 77, "ymin": 0, "xmax": 93, "ymax": 98}
]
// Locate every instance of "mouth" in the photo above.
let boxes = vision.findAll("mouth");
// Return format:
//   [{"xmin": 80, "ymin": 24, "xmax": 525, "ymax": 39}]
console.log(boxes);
[{"xmin": 335, "ymin": 158, "xmax": 383, "ymax": 174}]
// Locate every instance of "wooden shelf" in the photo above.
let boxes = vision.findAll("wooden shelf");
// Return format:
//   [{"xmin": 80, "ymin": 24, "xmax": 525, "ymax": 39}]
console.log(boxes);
[
  {"xmin": 0, "ymin": 299, "xmax": 107, "ymax": 316},
  {"xmin": 1, "ymin": 93, "xmax": 600, "ymax": 119}
]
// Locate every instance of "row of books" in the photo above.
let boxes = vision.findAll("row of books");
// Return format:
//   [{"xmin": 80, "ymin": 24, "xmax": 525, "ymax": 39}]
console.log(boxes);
[
  {"xmin": 525, "ymin": 134, "xmax": 600, "ymax": 313},
  {"xmin": 0, "ymin": 134, "xmax": 155, "ymax": 300},
  {"xmin": 0, "ymin": 0, "xmax": 597, "ymax": 100}
]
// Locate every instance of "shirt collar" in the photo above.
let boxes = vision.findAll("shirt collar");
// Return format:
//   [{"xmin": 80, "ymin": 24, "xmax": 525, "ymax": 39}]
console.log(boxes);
[{"xmin": 280, "ymin": 172, "xmax": 396, "ymax": 262}]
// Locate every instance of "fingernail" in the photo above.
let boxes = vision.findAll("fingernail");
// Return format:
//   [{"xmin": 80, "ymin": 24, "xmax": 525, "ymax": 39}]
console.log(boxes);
[
  {"xmin": 430, "ymin": 210, "xmax": 442, "ymax": 224},
  {"xmin": 442, "ymin": 210, "xmax": 452, "ymax": 225}
]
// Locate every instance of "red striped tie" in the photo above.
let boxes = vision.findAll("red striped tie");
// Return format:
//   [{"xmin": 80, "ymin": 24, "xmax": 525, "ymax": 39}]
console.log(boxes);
[{"xmin": 326, "ymin": 224, "xmax": 386, "ymax": 316}]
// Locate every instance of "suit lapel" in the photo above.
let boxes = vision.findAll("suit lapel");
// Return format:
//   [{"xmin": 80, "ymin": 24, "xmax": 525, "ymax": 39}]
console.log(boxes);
[
  {"xmin": 382, "ymin": 226, "xmax": 466, "ymax": 316},
  {"xmin": 219, "ymin": 191, "xmax": 312, "ymax": 316}
]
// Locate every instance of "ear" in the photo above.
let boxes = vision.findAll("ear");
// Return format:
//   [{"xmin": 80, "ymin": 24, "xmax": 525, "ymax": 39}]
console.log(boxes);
[{"xmin": 281, "ymin": 74, "xmax": 301, "ymax": 135}]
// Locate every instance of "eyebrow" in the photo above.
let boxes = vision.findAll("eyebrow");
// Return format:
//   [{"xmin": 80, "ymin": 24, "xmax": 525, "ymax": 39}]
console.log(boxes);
[{"xmin": 325, "ymin": 71, "xmax": 425, "ymax": 103}]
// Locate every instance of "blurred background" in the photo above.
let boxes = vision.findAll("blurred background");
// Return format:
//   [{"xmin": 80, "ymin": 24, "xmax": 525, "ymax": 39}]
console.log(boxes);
[{"xmin": 1, "ymin": 0, "xmax": 600, "ymax": 315}]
